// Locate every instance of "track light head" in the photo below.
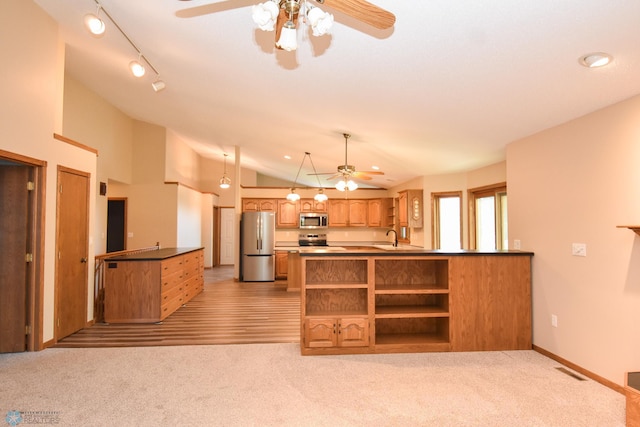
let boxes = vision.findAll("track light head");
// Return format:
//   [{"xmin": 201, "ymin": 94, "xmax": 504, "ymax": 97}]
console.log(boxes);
[
  {"xmin": 152, "ymin": 79, "xmax": 166, "ymax": 92},
  {"xmin": 129, "ymin": 59, "xmax": 145, "ymax": 77},
  {"xmin": 84, "ymin": 13, "xmax": 105, "ymax": 36}
]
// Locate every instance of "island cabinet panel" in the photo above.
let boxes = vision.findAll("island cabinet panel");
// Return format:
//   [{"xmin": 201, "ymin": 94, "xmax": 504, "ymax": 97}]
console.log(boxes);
[
  {"xmin": 299, "ymin": 251, "xmax": 532, "ymax": 356},
  {"xmin": 448, "ymin": 255, "xmax": 532, "ymax": 351},
  {"xmin": 104, "ymin": 248, "xmax": 204, "ymax": 323}
]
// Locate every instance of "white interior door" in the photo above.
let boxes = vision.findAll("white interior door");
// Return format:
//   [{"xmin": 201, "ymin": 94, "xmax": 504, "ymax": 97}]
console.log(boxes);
[{"xmin": 220, "ymin": 208, "xmax": 235, "ymax": 265}]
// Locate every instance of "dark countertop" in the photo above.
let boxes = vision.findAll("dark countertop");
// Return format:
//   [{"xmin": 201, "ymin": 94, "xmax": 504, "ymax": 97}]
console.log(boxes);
[
  {"xmin": 105, "ymin": 247, "xmax": 203, "ymax": 261},
  {"xmin": 297, "ymin": 246, "xmax": 534, "ymax": 257}
]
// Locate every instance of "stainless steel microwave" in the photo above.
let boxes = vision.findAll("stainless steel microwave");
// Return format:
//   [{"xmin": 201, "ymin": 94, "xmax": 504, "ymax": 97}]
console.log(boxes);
[{"xmin": 299, "ymin": 213, "xmax": 328, "ymax": 229}]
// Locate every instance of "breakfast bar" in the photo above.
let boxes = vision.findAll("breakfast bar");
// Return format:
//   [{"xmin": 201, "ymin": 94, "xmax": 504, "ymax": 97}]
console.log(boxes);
[{"xmin": 293, "ymin": 246, "xmax": 533, "ymax": 356}]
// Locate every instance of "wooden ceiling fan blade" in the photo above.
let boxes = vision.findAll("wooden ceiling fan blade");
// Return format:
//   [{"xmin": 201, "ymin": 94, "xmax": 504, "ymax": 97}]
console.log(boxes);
[
  {"xmin": 316, "ymin": 0, "xmax": 395, "ymax": 29},
  {"xmin": 355, "ymin": 171, "xmax": 385, "ymax": 176},
  {"xmin": 176, "ymin": 0, "xmax": 257, "ymax": 18},
  {"xmin": 350, "ymin": 173, "xmax": 373, "ymax": 180}
]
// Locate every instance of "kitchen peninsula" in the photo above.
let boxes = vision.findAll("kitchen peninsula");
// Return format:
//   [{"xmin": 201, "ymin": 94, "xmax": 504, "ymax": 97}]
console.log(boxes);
[
  {"xmin": 293, "ymin": 246, "xmax": 533, "ymax": 356},
  {"xmin": 103, "ymin": 247, "xmax": 204, "ymax": 323}
]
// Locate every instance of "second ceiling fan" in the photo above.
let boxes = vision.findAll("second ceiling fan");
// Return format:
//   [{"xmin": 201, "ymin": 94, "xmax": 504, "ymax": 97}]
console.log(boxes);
[{"xmin": 311, "ymin": 133, "xmax": 384, "ymax": 190}]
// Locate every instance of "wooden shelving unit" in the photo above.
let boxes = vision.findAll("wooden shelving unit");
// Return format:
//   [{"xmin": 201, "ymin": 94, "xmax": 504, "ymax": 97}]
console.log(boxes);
[{"xmin": 374, "ymin": 258, "xmax": 450, "ymax": 352}]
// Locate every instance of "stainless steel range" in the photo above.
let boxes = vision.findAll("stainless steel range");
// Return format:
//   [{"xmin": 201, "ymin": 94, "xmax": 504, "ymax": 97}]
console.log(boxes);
[{"xmin": 298, "ymin": 233, "xmax": 328, "ymax": 246}]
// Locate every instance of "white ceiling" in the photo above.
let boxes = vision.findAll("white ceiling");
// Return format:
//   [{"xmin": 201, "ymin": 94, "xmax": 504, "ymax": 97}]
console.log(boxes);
[{"xmin": 33, "ymin": 0, "xmax": 640, "ymax": 188}]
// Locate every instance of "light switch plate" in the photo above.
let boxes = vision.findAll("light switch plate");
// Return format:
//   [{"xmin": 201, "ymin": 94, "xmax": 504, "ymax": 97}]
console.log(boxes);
[{"xmin": 572, "ymin": 243, "xmax": 586, "ymax": 257}]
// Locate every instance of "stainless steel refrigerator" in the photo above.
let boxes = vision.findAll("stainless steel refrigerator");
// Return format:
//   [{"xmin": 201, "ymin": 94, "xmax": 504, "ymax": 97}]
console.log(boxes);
[{"xmin": 241, "ymin": 211, "xmax": 275, "ymax": 281}]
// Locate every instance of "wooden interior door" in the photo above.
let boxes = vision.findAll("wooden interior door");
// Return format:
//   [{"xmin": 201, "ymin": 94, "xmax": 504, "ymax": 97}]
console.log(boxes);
[
  {"xmin": 56, "ymin": 167, "xmax": 89, "ymax": 340},
  {"xmin": 0, "ymin": 164, "xmax": 30, "ymax": 352}
]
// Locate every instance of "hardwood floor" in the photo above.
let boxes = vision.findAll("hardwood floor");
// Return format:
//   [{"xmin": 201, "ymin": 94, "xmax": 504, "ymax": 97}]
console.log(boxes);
[{"xmin": 54, "ymin": 266, "xmax": 300, "ymax": 348}]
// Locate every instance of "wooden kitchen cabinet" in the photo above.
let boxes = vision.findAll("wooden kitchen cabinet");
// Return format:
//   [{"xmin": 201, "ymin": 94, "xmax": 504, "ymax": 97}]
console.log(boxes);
[
  {"xmin": 328, "ymin": 200, "xmax": 348, "ymax": 226},
  {"xmin": 398, "ymin": 190, "xmax": 423, "ymax": 228},
  {"xmin": 276, "ymin": 199, "xmax": 299, "ymax": 228},
  {"xmin": 304, "ymin": 317, "xmax": 369, "ymax": 348},
  {"xmin": 104, "ymin": 248, "xmax": 204, "ymax": 323},
  {"xmin": 300, "ymin": 199, "xmax": 327, "ymax": 212},
  {"xmin": 302, "ymin": 257, "xmax": 370, "ymax": 353},
  {"xmin": 275, "ymin": 250, "xmax": 289, "ymax": 280},
  {"xmin": 328, "ymin": 199, "xmax": 368, "ymax": 227},
  {"xmin": 242, "ymin": 198, "xmax": 276, "ymax": 212},
  {"xmin": 368, "ymin": 198, "xmax": 393, "ymax": 228},
  {"xmin": 348, "ymin": 200, "xmax": 368, "ymax": 226}
]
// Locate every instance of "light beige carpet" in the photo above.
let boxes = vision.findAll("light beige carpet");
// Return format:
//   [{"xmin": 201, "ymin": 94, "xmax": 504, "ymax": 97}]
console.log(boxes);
[{"xmin": 0, "ymin": 344, "xmax": 624, "ymax": 426}]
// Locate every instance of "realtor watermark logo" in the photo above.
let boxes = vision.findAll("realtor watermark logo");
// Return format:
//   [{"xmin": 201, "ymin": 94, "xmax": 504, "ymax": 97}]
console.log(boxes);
[{"xmin": 5, "ymin": 410, "xmax": 60, "ymax": 426}]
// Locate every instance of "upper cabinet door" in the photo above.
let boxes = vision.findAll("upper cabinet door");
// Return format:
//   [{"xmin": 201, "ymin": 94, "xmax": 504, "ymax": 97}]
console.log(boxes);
[{"xmin": 277, "ymin": 200, "xmax": 300, "ymax": 228}]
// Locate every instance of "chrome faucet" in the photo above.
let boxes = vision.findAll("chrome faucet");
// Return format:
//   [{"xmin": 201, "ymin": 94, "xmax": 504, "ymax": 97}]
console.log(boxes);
[{"xmin": 386, "ymin": 229, "xmax": 398, "ymax": 247}]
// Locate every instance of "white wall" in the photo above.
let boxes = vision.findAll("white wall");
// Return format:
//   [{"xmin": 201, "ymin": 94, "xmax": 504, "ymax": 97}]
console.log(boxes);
[
  {"xmin": 177, "ymin": 185, "xmax": 203, "ymax": 247},
  {"xmin": 508, "ymin": 94, "xmax": 640, "ymax": 387}
]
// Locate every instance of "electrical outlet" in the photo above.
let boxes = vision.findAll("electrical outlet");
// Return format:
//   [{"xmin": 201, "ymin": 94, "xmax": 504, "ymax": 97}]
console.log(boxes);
[
  {"xmin": 551, "ymin": 314, "xmax": 558, "ymax": 328},
  {"xmin": 513, "ymin": 239, "xmax": 521, "ymax": 250},
  {"xmin": 572, "ymin": 243, "xmax": 586, "ymax": 257}
]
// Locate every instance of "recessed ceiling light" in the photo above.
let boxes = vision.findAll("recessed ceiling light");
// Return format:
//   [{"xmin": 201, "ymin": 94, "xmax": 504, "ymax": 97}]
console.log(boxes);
[
  {"xmin": 371, "ymin": 165, "xmax": 380, "ymax": 170},
  {"xmin": 579, "ymin": 52, "xmax": 612, "ymax": 68},
  {"xmin": 284, "ymin": 155, "xmax": 292, "ymax": 160}
]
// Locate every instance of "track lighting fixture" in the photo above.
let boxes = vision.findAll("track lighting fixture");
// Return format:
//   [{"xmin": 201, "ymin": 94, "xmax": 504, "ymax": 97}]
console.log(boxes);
[
  {"xmin": 84, "ymin": 0, "xmax": 164, "ymax": 90},
  {"xmin": 219, "ymin": 154, "xmax": 231, "ymax": 189}
]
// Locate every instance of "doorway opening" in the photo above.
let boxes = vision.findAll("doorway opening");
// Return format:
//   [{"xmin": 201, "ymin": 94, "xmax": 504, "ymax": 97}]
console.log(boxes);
[{"xmin": 107, "ymin": 198, "xmax": 127, "ymax": 252}]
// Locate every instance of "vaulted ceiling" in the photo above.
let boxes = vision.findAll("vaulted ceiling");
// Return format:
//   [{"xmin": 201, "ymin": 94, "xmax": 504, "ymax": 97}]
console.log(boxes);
[{"xmin": 33, "ymin": 0, "xmax": 640, "ymax": 188}]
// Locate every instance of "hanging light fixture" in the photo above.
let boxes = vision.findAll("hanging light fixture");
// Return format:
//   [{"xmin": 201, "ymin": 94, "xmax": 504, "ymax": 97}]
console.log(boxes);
[
  {"xmin": 286, "ymin": 152, "xmax": 328, "ymax": 202},
  {"xmin": 308, "ymin": 152, "xmax": 328, "ymax": 202},
  {"xmin": 219, "ymin": 154, "xmax": 231, "ymax": 189},
  {"xmin": 252, "ymin": 0, "xmax": 333, "ymax": 52}
]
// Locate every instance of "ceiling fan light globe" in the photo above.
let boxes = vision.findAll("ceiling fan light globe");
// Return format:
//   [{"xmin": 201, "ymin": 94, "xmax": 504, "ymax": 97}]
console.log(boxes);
[
  {"xmin": 276, "ymin": 23, "xmax": 297, "ymax": 51},
  {"xmin": 346, "ymin": 180, "xmax": 358, "ymax": 191},
  {"xmin": 252, "ymin": 1, "xmax": 279, "ymax": 31},
  {"xmin": 309, "ymin": 10, "xmax": 333, "ymax": 36},
  {"xmin": 336, "ymin": 180, "xmax": 346, "ymax": 191}
]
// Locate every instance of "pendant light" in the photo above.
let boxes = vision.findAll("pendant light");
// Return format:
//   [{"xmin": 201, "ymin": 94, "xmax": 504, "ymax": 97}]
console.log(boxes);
[
  {"xmin": 219, "ymin": 154, "xmax": 231, "ymax": 189},
  {"xmin": 286, "ymin": 152, "xmax": 328, "ymax": 202},
  {"xmin": 308, "ymin": 153, "xmax": 328, "ymax": 202}
]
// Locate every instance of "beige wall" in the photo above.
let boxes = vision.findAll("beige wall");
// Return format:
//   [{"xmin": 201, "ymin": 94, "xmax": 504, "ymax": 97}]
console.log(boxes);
[
  {"xmin": 62, "ymin": 75, "xmax": 134, "ymax": 255},
  {"xmin": 0, "ymin": 0, "xmax": 98, "ymax": 342},
  {"xmin": 507, "ymin": 94, "xmax": 640, "ymax": 386}
]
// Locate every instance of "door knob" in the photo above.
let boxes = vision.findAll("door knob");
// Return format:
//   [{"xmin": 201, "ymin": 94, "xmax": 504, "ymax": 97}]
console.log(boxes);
[{"xmin": 81, "ymin": 257, "xmax": 88, "ymax": 263}]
